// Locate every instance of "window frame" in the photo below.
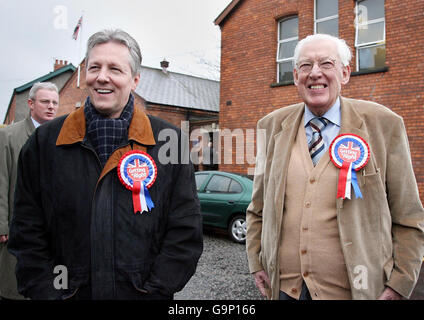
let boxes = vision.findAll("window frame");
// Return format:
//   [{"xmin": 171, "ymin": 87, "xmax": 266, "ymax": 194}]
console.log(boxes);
[
  {"xmin": 314, "ymin": 0, "xmax": 339, "ymax": 36},
  {"xmin": 276, "ymin": 15, "xmax": 298, "ymax": 84},
  {"xmin": 204, "ymin": 174, "xmax": 232, "ymax": 193},
  {"xmin": 355, "ymin": 0, "xmax": 386, "ymax": 72}
]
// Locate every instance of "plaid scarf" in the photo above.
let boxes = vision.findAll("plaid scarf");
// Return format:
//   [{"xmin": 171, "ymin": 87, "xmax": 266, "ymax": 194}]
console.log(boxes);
[{"xmin": 84, "ymin": 94, "xmax": 134, "ymax": 166}]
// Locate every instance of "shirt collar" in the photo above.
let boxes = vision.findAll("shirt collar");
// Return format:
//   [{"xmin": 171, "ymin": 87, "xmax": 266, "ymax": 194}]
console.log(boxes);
[
  {"xmin": 304, "ymin": 96, "xmax": 341, "ymax": 127},
  {"xmin": 31, "ymin": 117, "xmax": 41, "ymax": 128}
]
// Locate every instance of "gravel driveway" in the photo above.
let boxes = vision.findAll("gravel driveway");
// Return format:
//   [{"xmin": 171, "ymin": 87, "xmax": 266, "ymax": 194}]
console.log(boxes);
[
  {"xmin": 176, "ymin": 229, "xmax": 424, "ymax": 300},
  {"xmin": 175, "ymin": 229, "xmax": 264, "ymax": 300}
]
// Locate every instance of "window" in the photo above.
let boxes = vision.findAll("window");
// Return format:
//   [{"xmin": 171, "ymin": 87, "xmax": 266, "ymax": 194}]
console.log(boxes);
[
  {"xmin": 205, "ymin": 175, "xmax": 232, "ymax": 193},
  {"xmin": 355, "ymin": 0, "xmax": 386, "ymax": 71},
  {"xmin": 228, "ymin": 180, "xmax": 243, "ymax": 193},
  {"xmin": 315, "ymin": 0, "xmax": 338, "ymax": 36},
  {"xmin": 195, "ymin": 173, "xmax": 209, "ymax": 191},
  {"xmin": 277, "ymin": 16, "xmax": 298, "ymax": 83}
]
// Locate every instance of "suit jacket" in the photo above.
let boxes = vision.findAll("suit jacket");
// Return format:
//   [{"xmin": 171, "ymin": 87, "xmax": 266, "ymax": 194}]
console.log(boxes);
[
  {"xmin": 0, "ymin": 115, "xmax": 34, "ymax": 299},
  {"xmin": 246, "ymin": 96, "xmax": 424, "ymax": 300}
]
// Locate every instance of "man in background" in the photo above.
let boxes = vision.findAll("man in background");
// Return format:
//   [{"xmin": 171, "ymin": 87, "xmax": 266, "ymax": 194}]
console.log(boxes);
[{"xmin": 0, "ymin": 82, "xmax": 59, "ymax": 300}]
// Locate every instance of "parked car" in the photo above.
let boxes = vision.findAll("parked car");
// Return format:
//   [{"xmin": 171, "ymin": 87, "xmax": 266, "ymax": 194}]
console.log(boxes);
[{"xmin": 195, "ymin": 171, "xmax": 253, "ymax": 243}]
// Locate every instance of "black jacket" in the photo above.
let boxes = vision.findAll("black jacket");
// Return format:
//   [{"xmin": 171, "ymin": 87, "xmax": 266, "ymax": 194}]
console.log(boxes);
[{"xmin": 8, "ymin": 106, "xmax": 203, "ymax": 300}]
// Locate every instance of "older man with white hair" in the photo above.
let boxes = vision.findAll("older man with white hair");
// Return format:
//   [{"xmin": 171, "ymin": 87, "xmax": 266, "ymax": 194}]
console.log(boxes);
[{"xmin": 246, "ymin": 34, "xmax": 424, "ymax": 300}]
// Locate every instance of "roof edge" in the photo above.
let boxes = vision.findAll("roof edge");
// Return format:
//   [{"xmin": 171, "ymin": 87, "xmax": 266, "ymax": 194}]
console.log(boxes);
[
  {"xmin": 214, "ymin": 0, "xmax": 243, "ymax": 26},
  {"xmin": 15, "ymin": 64, "xmax": 76, "ymax": 93},
  {"xmin": 140, "ymin": 65, "xmax": 219, "ymax": 84}
]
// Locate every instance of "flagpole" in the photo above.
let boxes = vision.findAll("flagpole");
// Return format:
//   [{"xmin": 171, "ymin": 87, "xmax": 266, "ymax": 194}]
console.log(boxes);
[{"xmin": 77, "ymin": 13, "xmax": 84, "ymax": 88}]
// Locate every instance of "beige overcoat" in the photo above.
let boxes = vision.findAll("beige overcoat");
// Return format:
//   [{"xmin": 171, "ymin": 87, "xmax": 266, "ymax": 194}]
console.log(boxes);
[
  {"xmin": 246, "ymin": 97, "xmax": 424, "ymax": 300},
  {"xmin": 0, "ymin": 115, "xmax": 34, "ymax": 299}
]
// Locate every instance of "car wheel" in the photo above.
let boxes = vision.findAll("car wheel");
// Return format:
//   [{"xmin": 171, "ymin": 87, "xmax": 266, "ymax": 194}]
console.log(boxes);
[{"xmin": 228, "ymin": 215, "xmax": 246, "ymax": 244}]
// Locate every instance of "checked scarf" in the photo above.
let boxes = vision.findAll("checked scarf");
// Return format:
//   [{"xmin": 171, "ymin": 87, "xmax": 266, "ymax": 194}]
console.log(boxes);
[{"xmin": 84, "ymin": 94, "xmax": 134, "ymax": 167}]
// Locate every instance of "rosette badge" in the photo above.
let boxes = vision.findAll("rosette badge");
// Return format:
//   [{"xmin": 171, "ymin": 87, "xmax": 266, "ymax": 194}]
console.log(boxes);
[
  {"xmin": 118, "ymin": 150, "xmax": 157, "ymax": 214},
  {"xmin": 329, "ymin": 134, "xmax": 369, "ymax": 199}
]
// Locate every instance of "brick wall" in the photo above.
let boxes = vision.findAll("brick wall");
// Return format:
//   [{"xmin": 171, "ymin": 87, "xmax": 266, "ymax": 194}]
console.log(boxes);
[{"xmin": 218, "ymin": 0, "xmax": 424, "ymax": 200}]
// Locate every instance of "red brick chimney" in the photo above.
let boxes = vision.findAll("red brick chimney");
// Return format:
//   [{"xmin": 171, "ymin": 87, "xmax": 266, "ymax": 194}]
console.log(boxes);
[{"xmin": 54, "ymin": 59, "xmax": 68, "ymax": 71}]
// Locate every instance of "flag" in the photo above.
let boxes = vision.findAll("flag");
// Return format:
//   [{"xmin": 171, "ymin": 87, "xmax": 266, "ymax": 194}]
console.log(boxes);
[{"xmin": 72, "ymin": 16, "xmax": 83, "ymax": 40}]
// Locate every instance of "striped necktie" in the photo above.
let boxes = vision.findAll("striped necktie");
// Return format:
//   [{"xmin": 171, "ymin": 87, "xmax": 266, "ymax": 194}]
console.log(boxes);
[{"xmin": 308, "ymin": 117, "xmax": 329, "ymax": 165}]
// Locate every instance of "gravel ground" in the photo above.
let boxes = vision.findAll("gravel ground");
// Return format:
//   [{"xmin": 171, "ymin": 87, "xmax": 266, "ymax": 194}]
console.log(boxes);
[
  {"xmin": 176, "ymin": 229, "xmax": 424, "ymax": 300},
  {"xmin": 175, "ymin": 228, "xmax": 264, "ymax": 300}
]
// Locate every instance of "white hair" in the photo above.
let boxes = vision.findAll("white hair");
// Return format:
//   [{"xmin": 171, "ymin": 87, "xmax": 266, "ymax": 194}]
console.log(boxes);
[
  {"xmin": 293, "ymin": 34, "xmax": 352, "ymax": 68},
  {"xmin": 28, "ymin": 82, "xmax": 59, "ymax": 100},
  {"xmin": 86, "ymin": 29, "xmax": 142, "ymax": 76}
]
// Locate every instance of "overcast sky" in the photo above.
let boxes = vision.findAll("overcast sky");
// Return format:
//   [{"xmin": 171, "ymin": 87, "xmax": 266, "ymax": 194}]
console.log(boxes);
[{"xmin": 0, "ymin": 0, "xmax": 232, "ymax": 122}]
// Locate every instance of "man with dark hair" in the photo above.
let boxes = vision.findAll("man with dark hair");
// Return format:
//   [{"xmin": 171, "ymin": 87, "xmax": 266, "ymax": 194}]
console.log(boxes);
[{"xmin": 8, "ymin": 29, "xmax": 203, "ymax": 300}]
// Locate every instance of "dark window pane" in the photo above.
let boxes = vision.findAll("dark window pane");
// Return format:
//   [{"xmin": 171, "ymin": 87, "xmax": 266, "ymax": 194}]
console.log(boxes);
[
  {"xmin": 358, "ymin": 45, "xmax": 386, "ymax": 70},
  {"xmin": 278, "ymin": 39, "xmax": 298, "ymax": 59},
  {"xmin": 278, "ymin": 62, "xmax": 294, "ymax": 83},
  {"xmin": 229, "ymin": 179, "xmax": 243, "ymax": 193},
  {"xmin": 316, "ymin": 18, "xmax": 338, "ymax": 36},
  {"xmin": 205, "ymin": 175, "xmax": 231, "ymax": 193},
  {"xmin": 316, "ymin": 0, "xmax": 338, "ymax": 19},
  {"xmin": 195, "ymin": 174, "xmax": 208, "ymax": 191},
  {"xmin": 279, "ymin": 17, "xmax": 298, "ymax": 40}
]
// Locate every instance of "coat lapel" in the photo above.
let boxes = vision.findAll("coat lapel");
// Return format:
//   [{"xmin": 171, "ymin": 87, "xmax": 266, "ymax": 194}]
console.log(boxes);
[
  {"xmin": 272, "ymin": 104, "xmax": 304, "ymax": 225},
  {"xmin": 339, "ymin": 97, "xmax": 369, "ymax": 142}
]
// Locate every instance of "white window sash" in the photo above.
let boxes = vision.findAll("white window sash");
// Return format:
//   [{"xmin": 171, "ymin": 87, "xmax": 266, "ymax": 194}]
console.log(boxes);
[
  {"xmin": 314, "ymin": 0, "xmax": 339, "ymax": 34},
  {"xmin": 277, "ymin": 59, "xmax": 295, "ymax": 82},
  {"xmin": 277, "ymin": 17, "xmax": 298, "ymax": 82},
  {"xmin": 355, "ymin": 43, "xmax": 386, "ymax": 71},
  {"xmin": 276, "ymin": 36, "xmax": 298, "ymax": 63},
  {"xmin": 355, "ymin": 18, "xmax": 386, "ymax": 47}
]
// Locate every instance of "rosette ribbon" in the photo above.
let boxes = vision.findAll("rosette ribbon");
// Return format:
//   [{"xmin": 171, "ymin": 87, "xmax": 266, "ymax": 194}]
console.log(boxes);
[
  {"xmin": 132, "ymin": 180, "xmax": 155, "ymax": 214},
  {"xmin": 330, "ymin": 134, "xmax": 369, "ymax": 200},
  {"xmin": 118, "ymin": 150, "xmax": 157, "ymax": 214}
]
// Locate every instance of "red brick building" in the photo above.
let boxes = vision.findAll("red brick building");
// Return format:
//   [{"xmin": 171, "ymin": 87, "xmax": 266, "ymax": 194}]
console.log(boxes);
[{"xmin": 215, "ymin": 0, "xmax": 424, "ymax": 200}]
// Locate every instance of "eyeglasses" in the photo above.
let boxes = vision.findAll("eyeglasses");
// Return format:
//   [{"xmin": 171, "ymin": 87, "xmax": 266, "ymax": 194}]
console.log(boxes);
[{"xmin": 297, "ymin": 58, "xmax": 338, "ymax": 73}]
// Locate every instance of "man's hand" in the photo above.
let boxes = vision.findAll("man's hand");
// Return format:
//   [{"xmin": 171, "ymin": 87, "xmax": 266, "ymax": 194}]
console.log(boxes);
[
  {"xmin": 0, "ymin": 234, "xmax": 8, "ymax": 243},
  {"xmin": 253, "ymin": 270, "xmax": 271, "ymax": 299},
  {"xmin": 378, "ymin": 287, "xmax": 403, "ymax": 300}
]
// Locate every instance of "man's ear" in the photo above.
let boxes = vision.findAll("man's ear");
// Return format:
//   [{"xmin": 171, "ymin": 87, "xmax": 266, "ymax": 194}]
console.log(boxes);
[
  {"xmin": 341, "ymin": 65, "xmax": 351, "ymax": 85},
  {"xmin": 132, "ymin": 74, "xmax": 141, "ymax": 91},
  {"xmin": 293, "ymin": 68, "xmax": 299, "ymax": 86},
  {"xmin": 27, "ymin": 99, "xmax": 34, "ymax": 113}
]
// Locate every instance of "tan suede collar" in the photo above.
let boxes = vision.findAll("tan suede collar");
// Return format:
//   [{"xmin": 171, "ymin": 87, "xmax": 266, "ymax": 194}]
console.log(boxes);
[
  {"xmin": 56, "ymin": 104, "xmax": 156, "ymax": 147},
  {"xmin": 56, "ymin": 104, "xmax": 156, "ymax": 181}
]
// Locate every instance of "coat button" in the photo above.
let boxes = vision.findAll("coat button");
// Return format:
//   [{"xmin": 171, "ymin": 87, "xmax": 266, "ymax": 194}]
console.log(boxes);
[
  {"xmin": 309, "ymin": 177, "xmax": 316, "ymax": 184},
  {"xmin": 305, "ymin": 201, "xmax": 311, "ymax": 208},
  {"xmin": 303, "ymin": 272, "xmax": 309, "ymax": 277},
  {"xmin": 301, "ymin": 249, "xmax": 307, "ymax": 255},
  {"xmin": 291, "ymin": 288, "xmax": 297, "ymax": 294}
]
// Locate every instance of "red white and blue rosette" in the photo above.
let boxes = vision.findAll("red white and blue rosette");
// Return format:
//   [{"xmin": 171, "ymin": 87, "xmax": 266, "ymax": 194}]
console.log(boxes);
[
  {"xmin": 118, "ymin": 150, "xmax": 157, "ymax": 214},
  {"xmin": 329, "ymin": 134, "xmax": 369, "ymax": 199}
]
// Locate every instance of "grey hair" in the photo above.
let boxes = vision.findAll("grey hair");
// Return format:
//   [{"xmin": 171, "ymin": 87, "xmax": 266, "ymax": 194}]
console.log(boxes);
[
  {"xmin": 28, "ymin": 82, "xmax": 59, "ymax": 100},
  {"xmin": 85, "ymin": 29, "xmax": 142, "ymax": 76},
  {"xmin": 293, "ymin": 34, "xmax": 352, "ymax": 68}
]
